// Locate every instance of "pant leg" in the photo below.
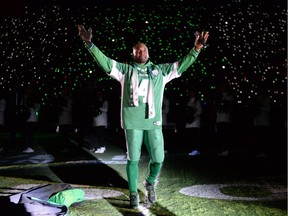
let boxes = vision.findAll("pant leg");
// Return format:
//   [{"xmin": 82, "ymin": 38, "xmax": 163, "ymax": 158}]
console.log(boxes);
[
  {"xmin": 22, "ymin": 122, "xmax": 36, "ymax": 149},
  {"xmin": 7, "ymin": 116, "xmax": 18, "ymax": 149},
  {"xmin": 96, "ymin": 126, "xmax": 105, "ymax": 148},
  {"xmin": 125, "ymin": 129, "xmax": 144, "ymax": 193},
  {"xmin": 185, "ymin": 127, "xmax": 201, "ymax": 152},
  {"xmin": 144, "ymin": 129, "xmax": 164, "ymax": 184},
  {"xmin": 216, "ymin": 122, "xmax": 232, "ymax": 151}
]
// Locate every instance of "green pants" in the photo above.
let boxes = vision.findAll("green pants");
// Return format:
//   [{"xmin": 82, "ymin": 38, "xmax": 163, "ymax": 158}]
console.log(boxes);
[{"xmin": 125, "ymin": 129, "xmax": 164, "ymax": 193}]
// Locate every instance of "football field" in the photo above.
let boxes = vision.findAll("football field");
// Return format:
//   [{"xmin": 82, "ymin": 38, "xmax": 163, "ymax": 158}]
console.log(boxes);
[{"xmin": 0, "ymin": 131, "xmax": 286, "ymax": 216}]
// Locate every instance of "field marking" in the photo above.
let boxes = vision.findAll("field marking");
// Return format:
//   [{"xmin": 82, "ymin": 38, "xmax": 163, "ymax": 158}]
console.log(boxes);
[
  {"xmin": 2, "ymin": 183, "xmax": 286, "ymax": 201},
  {"xmin": 180, "ymin": 184, "xmax": 287, "ymax": 201}
]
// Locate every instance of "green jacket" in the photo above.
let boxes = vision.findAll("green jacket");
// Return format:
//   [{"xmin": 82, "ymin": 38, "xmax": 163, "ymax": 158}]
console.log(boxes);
[{"xmin": 88, "ymin": 44, "xmax": 200, "ymax": 129}]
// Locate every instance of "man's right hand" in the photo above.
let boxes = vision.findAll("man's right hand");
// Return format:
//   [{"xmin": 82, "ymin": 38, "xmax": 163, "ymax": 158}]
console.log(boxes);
[{"xmin": 78, "ymin": 25, "xmax": 92, "ymax": 47}]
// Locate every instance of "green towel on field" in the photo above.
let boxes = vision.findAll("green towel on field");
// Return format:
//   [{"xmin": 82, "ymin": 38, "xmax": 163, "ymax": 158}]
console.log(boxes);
[{"xmin": 48, "ymin": 188, "xmax": 85, "ymax": 207}]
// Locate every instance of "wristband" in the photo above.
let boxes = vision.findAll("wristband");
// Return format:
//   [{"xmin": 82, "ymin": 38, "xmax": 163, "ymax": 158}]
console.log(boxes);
[
  {"xmin": 86, "ymin": 42, "xmax": 93, "ymax": 50},
  {"xmin": 193, "ymin": 46, "xmax": 201, "ymax": 53}
]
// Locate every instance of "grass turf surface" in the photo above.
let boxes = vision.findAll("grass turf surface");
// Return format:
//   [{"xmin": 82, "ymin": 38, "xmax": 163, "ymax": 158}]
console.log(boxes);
[{"xmin": 0, "ymin": 132, "xmax": 286, "ymax": 216}]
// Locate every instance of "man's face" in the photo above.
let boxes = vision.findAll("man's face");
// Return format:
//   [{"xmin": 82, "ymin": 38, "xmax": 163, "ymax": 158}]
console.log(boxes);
[{"xmin": 132, "ymin": 43, "xmax": 149, "ymax": 64}]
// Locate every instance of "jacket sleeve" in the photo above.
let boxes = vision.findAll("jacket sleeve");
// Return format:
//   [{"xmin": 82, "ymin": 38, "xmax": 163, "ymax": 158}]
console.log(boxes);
[
  {"xmin": 160, "ymin": 47, "xmax": 200, "ymax": 84},
  {"xmin": 177, "ymin": 47, "xmax": 200, "ymax": 74},
  {"xmin": 87, "ymin": 43, "xmax": 113, "ymax": 74}
]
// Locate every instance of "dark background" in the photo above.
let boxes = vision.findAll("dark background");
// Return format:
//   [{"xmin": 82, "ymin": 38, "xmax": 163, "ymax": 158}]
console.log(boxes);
[{"xmin": 0, "ymin": 0, "xmax": 286, "ymax": 129}]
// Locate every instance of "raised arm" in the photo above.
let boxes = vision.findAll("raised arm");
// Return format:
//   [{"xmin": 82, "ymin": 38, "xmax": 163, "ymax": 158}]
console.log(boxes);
[
  {"xmin": 175, "ymin": 31, "xmax": 209, "ymax": 73},
  {"xmin": 77, "ymin": 24, "xmax": 114, "ymax": 73}
]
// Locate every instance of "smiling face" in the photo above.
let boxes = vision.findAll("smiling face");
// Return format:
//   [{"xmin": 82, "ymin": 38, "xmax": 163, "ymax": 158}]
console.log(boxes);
[{"xmin": 132, "ymin": 43, "xmax": 149, "ymax": 64}]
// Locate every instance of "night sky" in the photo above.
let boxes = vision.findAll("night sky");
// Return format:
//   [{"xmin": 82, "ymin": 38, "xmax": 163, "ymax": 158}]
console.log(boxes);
[{"xmin": 0, "ymin": 0, "xmax": 286, "ymax": 124}]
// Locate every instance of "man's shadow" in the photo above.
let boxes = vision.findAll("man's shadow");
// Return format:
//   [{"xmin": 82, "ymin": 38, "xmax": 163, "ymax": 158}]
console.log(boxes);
[{"xmin": 0, "ymin": 195, "xmax": 30, "ymax": 216}]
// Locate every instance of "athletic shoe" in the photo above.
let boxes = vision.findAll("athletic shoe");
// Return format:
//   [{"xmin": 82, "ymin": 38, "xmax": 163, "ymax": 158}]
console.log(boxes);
[
  {"xmin": 188, "ymin": 150, "xmax": 200, "ymax": 156},
  {"xmin": 23, "ymin": 147, "xmax": 34, "ymax": 153},
  {"xmin": 143, "ymin": 180, "xmax": 157, "ymax": 203},
  {"xmin": 94, "ymin": 147, "xmax": 106, "ymax": 153},
  {"xmin": 129, "ymin": 192, "xmax": 139, "ymax": 209}
]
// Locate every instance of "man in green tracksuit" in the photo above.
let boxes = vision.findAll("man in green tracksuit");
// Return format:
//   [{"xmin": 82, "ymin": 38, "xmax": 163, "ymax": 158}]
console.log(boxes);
[{"xmin": 78, "ymin": 25, "xmax": 209, "ymax": 209}]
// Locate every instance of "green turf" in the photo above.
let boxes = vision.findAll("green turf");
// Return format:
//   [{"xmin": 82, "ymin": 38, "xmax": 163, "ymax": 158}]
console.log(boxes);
[
  {"xmin": 0, "ymin": 132, "xmax": 286, "ymax": 216},
  {"xmin": 220, "ymin": 185, "xmax": 272, "ymax": 198}
]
